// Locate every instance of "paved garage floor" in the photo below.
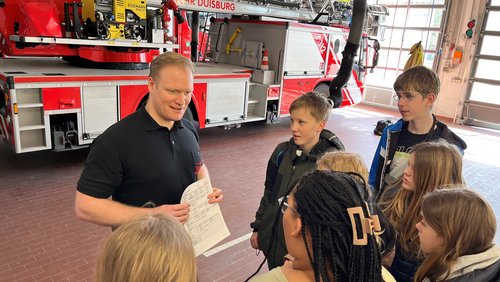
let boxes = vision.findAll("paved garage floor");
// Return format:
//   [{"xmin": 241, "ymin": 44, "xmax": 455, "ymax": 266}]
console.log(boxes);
[{"xmin": 1, "ymin": 105, "xmax": 499, "ymax": 281}]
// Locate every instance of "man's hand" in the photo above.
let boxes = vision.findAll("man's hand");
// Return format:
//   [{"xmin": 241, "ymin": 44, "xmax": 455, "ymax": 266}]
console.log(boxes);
[
  {"xmin": 250, "ymin": 231, "xmax": 259, "ymax": 250},
  {"xmin": 155, "ymin": 203, "xmax": 191, "ymax": 223},
  {"xmin": 207, "ymin": 187, "xmax": 223, "ymax": 204}
]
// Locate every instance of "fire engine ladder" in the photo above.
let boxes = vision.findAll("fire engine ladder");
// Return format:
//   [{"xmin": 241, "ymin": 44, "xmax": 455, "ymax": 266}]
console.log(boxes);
[
  {"xmin": 8, "ymin": 35, "xmax": 179, "ymax": 50},
  {"xmin": 167, "ymin": 0, "xmax": 335, "ymax": 22},
  {"xmin": 169, "ymin": 0, "xmax": 388, "ymax": 29}
]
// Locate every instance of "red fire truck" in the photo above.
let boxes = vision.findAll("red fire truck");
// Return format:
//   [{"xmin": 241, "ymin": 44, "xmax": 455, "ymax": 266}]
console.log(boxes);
[{"xmin": 0, "ymin": 0, "xmax": 387, "ymax": 153}]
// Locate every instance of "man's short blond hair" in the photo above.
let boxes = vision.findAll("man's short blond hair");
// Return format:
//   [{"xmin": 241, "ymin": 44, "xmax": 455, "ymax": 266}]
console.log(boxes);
[
  {"xmin": 394, "ymin": 66, "xmax": 440, "ymax": 97},
  {"xmin": 149, "ymin": 52, "xmax": 194, "ymax": 83}
]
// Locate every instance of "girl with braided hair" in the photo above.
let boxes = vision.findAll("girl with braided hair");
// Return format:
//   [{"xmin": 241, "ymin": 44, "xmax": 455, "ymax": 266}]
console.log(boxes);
[
  {"xmin": 415, "ymin": 188, "xmax": 500, "ymax": 282},
  {"xmin": 251, "ymin": 170, "xmax": 381, "ymax": 282},
  {"xmin": 378, "ymin": 140, "xmax": 465, "ymax": 282},
  {"xmin": 317, "ymin": 151, "xmax": 396, "ymax": 281}
]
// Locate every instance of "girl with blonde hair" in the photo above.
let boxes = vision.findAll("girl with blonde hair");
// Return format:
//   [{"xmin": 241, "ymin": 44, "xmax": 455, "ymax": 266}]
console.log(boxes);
[
  {"xmin": 96, "ymin": 214, "xmax": 196, "ymax": 282},
  {"xmin": 415, "ymin": 188, "xmax": 500, "ymax": 282},
  {"xmin": 317, "ymin": 151, "xmax": 369, "ymax": 183},
  {"xmin": 378, "ymin": 140, "xmax": 465, "ymax": 282}
]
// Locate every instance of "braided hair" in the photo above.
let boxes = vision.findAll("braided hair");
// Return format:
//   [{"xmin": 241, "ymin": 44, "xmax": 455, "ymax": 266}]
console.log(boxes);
[{"xmin": 293, "ymin": 170, "xmax": 382, "ymax": 282}]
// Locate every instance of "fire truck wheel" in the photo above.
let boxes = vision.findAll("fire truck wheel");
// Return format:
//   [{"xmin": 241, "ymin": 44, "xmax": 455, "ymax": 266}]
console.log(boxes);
[
  {"xmin": 314, "ymin": 83, "xmax": 330, "ymax": 98},
  {"xmin": 314, "ymin": 83, "xmax": 330, "ymax": 97},
  {"xmin": 183, "ymin": 107, "xmax": 199, "ymax": 129},
  {"xmin": 314, "ymin": 83, "xmax": 340, "ymax": 108}
]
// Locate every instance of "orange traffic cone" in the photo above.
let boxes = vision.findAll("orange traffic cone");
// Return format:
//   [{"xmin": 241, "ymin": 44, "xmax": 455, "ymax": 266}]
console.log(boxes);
[{"xmin": 261, "ymin": 50, "xmax": 269, "ymax": 71}]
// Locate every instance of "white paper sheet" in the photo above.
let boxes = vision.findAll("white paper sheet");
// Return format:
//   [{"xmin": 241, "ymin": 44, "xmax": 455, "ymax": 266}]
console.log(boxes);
[{"xmin": 180, "ymin": 177, "xmax": 230, "ymax": 256}]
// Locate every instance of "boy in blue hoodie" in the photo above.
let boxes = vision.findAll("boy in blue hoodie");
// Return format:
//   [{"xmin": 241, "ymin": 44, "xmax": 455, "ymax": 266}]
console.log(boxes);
[
  {"xmin": 369, "ymin": 66, "xmax": 468, "ymax": 282},
  {"xmin": 368, "ymin": 66, "xmax": 467, "ymax": 196}
]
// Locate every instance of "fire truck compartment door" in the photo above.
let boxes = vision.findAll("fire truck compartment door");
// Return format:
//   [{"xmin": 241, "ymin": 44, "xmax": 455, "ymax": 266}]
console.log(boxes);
[
  {"xmin": 205, "ymin": 80, "xmax": 247, "ymax": 124},
  {"xmin": 284, "ymin": 29, "xmax": 325, "ymax": 76},
  {"xmin": 82, "ymin": 86, "xmax": 118, "ymax": 139}
]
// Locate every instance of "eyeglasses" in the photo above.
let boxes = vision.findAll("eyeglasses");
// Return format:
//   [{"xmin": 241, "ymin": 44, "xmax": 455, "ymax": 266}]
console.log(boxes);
[
  {"xmin": 278, "ymin": 196, "xmax": 298, "ymax": 214},
  {"xmin": 393, "ymin": 92, "xmax": 421, "ymax": 102}
]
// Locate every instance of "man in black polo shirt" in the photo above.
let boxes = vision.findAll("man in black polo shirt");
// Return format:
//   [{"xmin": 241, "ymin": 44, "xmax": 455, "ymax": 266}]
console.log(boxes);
[{"xmin": 75, "ymin": 52, "xmax": 223, "ymax": 227}]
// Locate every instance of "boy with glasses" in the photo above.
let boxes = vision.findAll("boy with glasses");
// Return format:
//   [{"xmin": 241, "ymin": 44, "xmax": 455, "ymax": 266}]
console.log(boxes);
[
  {"xmin": 249, "ymin": 92, "xmax": 345, "ymax": 269},
  {"xmin": 368, "ymin": 66, "xmax": 467, "ymax": 196}
]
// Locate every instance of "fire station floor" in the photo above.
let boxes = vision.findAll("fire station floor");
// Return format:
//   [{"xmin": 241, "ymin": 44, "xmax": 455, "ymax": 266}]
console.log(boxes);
[{"xmin": 1, "ymin": 104, "xmax": 500, "ymax": 282}]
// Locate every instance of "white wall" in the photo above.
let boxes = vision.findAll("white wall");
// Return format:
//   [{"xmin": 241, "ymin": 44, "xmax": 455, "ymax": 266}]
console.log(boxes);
[{"xmin": 434, "ymin": 0, "xmax": 487, "ymax": 121}]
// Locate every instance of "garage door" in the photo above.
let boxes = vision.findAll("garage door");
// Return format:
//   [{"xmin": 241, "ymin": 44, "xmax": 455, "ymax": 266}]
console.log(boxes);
[{"xmin": 461, "ymin": 0, "xmax": 500, "ymax": 129}]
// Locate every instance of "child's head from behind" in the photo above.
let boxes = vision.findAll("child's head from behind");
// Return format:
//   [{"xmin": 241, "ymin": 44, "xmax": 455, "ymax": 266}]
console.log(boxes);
[
  {"xmin": 289, "ymin": 92, "xmax": 333, "ymax": 153},
  {"xmin": 415, "ymin": 188, "xmax": 496, "ymax": 281},
  {"xmin": 317, "ymin": 151, "xmax": 369, "ymax": 184},
  {"xmin": 284, "ymin": 170, "xmax": 381, "ymax": 282},
  {"xmin": 96, "ymin": 214, "xmax": 196, "ymax": 282},
  {"xmin": 394, "ymin": 66, "xmax": 440, "ymax": 97}
]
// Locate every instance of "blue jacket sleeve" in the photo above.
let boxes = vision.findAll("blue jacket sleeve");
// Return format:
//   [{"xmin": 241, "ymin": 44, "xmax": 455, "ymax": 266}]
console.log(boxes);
[{"xmin": 368, "ymin": 127, "xmax": 389, "ymax": 189}]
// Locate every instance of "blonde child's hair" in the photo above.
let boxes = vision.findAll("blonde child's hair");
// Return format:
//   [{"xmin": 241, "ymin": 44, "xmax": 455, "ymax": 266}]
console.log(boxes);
[
  {"xmin": 96, "ymin": 214, "xmax": 196, "ymax": 282},
  {"xmin": 317, "ymin": 151, "xmax": 369, "ymax": 183}
]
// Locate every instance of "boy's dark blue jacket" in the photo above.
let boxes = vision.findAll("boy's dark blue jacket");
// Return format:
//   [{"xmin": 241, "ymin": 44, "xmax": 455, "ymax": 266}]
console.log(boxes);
[{"xmin": 368, "ymin": 116, "xmax": 467, "ymax": 195}]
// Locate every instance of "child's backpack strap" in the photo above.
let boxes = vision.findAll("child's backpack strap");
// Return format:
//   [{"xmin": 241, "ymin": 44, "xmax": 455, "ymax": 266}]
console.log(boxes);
[
  {"xmin": 328, "ymin": 133, "xmax": 346, "ymax": 151},
  {"xmin": 268, "ymin": 142, "xmax": 292, "ymax": 203},
  {"xmin": 274, "ymin": 142, "xmax": 291, "ymax": 169}
]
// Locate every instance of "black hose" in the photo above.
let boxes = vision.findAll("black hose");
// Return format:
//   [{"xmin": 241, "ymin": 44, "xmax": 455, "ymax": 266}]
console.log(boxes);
[
  {"xmin": 191, "ymin": 12, "xmax": 199, "ymax": 62},
  {"xmin": 329, "ymin": 0, "xmax": 367, "ymax": 108}
]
